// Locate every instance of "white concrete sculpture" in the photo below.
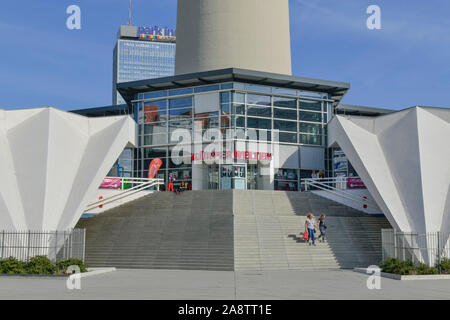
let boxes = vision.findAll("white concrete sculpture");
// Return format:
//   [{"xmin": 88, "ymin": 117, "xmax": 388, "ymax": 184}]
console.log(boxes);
[
  {"xmin": 328, "ymin": 107, "xmax": 450, "ymax": 264},
  {"xmin": 0, "ymin": 107, "xmax": 136, "ymax": 231}
]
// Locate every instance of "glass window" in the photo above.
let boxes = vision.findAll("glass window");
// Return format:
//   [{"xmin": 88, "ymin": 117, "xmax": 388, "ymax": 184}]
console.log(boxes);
[
  {"xmin": 220, "ymin": 83, "xmax": 233, "ymax": 90},
  {"xmin": 247, "ymin": 106, "xmax": 272, "ymax": 117},
  {"xmin": 143, "ymin": 123, "xmax": 167, "ymax": 135},
  {"xmin": 143, "ymin": 134, "xmax": 168, "ymax": 146},
  {"xmin": 275, "ymin": 169, "xmax": 298, "ymax": 181},
  {"xmin": 144, "ymin": 158, "xmax": 167, "ymax": 171},
  {"xmin": 274, "ymin": 108, "xmax": 297, "ymax": 120},
  {"xmin": 195, "ymin": 117, "xmax": 219, "ymax": 130},
  {"xmin": 169, "ymin": 108, "xmax": 192, "ymax": 119},
  {"xmin": 247, "ymin": 117, "xmax": 272, "ymax": 130},
  {"xmin": 169, "ymin": 119, "xmax": 192, "ymax": 129},
  {"xmin": 169, "ymin": 97, "xmax": 193, "ymax": 109},
  {"xmin": 257, "ymin": 130, "xmax": 271, "ymax": 142},
  {"xmin": 142, "ymin": 147, "xmax": 167, "ymax": 159},
  {"xmin": 300, "ymin": 122, "xmax": 322, "ymax": 135},
  {"xmin": 221, "ymin": 116, "xmax": 231, "ymax": 128},
  {"xmin": 194, "ymin": 85, "xmax": 220, "ymax": 93},
  {"xmin": 274, "ymin": 120, "xmax": 297, "ymax": 132},
  {"xmin": 235, "ymin": 116, "xmax": 245, "ymax": 128},
  {"xmin": 169, "ymin": 127, "xmax": 192, "ymax": 144},
  {"xmin": 247, "ymin": 94, "xmax": 271, "ymax": 106},
  {"xmin": 233, "ymin": 92, "xmax": 245, "ymax": 104},
  {"xmin": 279, "ymin": 132, "xmax": 298, "ymax": 143},
  {"xmin": 233, "ymin": 82, "xmax": 246, "ymax": 90},
  {"xmin": 245, "ymin": 84, "xmax": 272, "ymax": 93},
  {"xmin": 221, "ymin": 103, "xmax": 231, "ymax": 115},
  {"xmin": 143, "ymin": 90, "xmax": 167, "ymax": 100},
  {"xmin": 299, "ymin": 100, "xmax": 322, "ymax": 111},
  {"xmin": 300, "ymin": 111, "xmax": 322, "ymax": 122},
  {"xmin": 274, "ymin": 96, "xmax": 297, "ymax": 109},
  {"xmin": 233, "ymin": 104, "xmax": 245, "ymax": 115},
  {"xmin": 169, "ymin": 88, "xmax": 193, "ymax": 96},
  {"xmin": 220, "ymin": 92, "xmax": 231, "ymax": 104},
  {"xmin": 273, "ymin": 87, "xmax": 297, "ymax": 96},
  {"xmin": 300, "ymin": 134, "xmax": 322, "ymax": 145}
]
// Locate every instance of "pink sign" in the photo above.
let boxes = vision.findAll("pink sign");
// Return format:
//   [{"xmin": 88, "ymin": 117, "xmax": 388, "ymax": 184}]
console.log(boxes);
[
  {"xmin": 347, "ymin": 177, "xmax": 366, "ymax": 189},
  {"xmin": 100, "ymin": 177, "xmax": 121, "ymax": 189}
]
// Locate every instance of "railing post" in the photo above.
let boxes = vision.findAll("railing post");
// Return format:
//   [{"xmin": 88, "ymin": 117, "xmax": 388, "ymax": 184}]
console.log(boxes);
[
  {"xmin": 393, "ymin": 230, "xmax": 397, "ymax": 259},
  {"xmin": 0, "ymin": 231, "xmax": 4, "ymax": 259},
  {"xmin": 54, "ymin": 231, "xmax": 58, "ymax": 263},
  {"xmin": 82, "ymin": 229, "xmax": 86, "ymax": 262},
  {"xmin": 69, "ymin": 230, "xmax": 73, "ymax": 259},
  {"xmin": 26, "ymin": 230, "xmax": 31, "ymax": 261},
  {"xmin": 437, "ymin": 231, "xmax": 441, "ymax": 274}
]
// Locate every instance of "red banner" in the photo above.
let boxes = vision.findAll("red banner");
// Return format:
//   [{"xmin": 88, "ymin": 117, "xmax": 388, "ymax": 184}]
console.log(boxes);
[
  {"xmin": 347, "ymin": 177, "xmax": 366, "ymax": 189},
  {"xmin": 148, "ymin": 158, "xmax": 163, "ymax": 180}
]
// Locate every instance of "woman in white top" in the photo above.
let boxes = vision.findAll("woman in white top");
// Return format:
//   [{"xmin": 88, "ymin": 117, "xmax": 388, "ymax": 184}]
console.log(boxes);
[{"xmin": 304, "ymin": 214, "xmax": 318, "ymax": 246}]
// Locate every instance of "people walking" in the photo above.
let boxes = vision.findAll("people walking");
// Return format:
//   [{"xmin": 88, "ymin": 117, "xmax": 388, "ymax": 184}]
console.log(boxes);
[
  {"xmin": 168, "ymin": 173, "xmax": 175, "ymax": 192},
  {"xmin": 317, "ymin": 214, "xmax": 327, "ymax": 242},
  {"xmin": 304, "ymin": 213, "xmax": 317, "ymax": 246}
]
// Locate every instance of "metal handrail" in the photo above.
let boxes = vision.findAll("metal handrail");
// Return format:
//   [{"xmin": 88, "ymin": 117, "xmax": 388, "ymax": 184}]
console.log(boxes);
[
  {"xmin": 85, "ymin": 178, "xmax": 164, "ymax": 211},
  {"xmin": 302, "ymin": 177, "xmax": 379, "ymax": 210}
]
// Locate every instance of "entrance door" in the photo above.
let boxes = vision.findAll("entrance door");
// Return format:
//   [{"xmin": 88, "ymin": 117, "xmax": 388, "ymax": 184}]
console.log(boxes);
[
  {"xmin": 232, "ymin": 165, "xmax": 246, "ymax": 190},
  {"xmin": 247, "ymin": 164, "xmax": 258, "ymax": 190},
  {"xmin": 208, "ymin": 165, "xmax": 219, "ymax": 189},
  {"xmin": 220, "ymin": 165, "xmax": 246, "ymax": 190},
  {"xmin": 221, "ymin": 165, "xmax": 232, "ymax": 190}
]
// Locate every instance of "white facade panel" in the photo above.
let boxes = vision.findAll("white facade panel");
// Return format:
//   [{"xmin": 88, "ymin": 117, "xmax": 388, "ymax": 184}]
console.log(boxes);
[
  {"xmin": 328, "ymin": 107, "xmax": 450, "ymax": 264},
  {"xmin": 0, "ymin": 107, "xmax": 137, "ymax": 232}
]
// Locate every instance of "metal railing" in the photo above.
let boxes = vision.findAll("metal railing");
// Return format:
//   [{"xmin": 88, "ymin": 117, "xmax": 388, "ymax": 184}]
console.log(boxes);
[
  {"xmin": 86, "ymin": 177, "xmax": 164, "ymax": 212},
  {"xmin": 0, "ymin": 229, "xmax": 85, "ymax": 263},
  {"xmin": 382, "ymin": 229, "xmax": 450, "ymax": 267},
  {"xmin": 301, "ymin": 177, "xmax": 379, "ymax": 210}
]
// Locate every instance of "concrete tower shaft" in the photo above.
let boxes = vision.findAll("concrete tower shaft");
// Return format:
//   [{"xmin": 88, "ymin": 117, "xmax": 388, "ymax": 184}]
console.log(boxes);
[{"xmin": 175, "ymin": 0, "xmax": 292, "ymax": 75}]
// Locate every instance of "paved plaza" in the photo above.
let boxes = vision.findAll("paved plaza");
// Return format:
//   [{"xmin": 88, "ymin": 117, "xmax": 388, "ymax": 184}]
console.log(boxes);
[{"xmin": 0, "ymin": 269, "xmax": 449, "ymax": 300}]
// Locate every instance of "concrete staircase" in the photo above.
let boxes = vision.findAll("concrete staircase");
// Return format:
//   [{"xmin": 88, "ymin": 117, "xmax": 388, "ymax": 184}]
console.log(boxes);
[
  {"xmin": 76, "ymin": 190, "xmax": 391, "ymax": 271},
  {"xmin": 76, "ymin": 191, "xmax": 234, "ymax": 271},
  {"xmin": 233, "ymin": 191, "xmax": 391, "ymax": 271}
]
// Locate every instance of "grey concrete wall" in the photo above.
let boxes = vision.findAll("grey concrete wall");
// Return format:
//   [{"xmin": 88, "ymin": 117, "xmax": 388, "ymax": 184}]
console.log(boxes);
[{"xmin": 175, "ymin": 0, "xmax": 292, "ymax": 75}]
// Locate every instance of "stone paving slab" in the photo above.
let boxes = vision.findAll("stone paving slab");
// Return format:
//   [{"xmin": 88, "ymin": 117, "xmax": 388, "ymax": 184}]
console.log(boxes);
[{"xmin": 0, "ymin": 269, "xmax": 449, "ymax": 300}]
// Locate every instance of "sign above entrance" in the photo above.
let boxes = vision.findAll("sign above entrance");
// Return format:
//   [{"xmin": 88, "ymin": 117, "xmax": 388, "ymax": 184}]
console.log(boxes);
[{"xmin": 191, "ymin": 151, "xmax": 273, "ymax": 162}]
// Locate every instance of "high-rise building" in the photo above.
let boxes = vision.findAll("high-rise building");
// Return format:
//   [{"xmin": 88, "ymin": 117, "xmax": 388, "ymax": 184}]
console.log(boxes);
[{"xmin": 113, "ymin": 25, "xmax": 176, "ymax": 105}]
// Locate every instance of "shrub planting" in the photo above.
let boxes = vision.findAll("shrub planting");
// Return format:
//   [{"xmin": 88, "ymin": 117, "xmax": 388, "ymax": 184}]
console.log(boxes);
[{"xmin": 0, "ymin": 256, "xmax": 88, "ymax": 275}]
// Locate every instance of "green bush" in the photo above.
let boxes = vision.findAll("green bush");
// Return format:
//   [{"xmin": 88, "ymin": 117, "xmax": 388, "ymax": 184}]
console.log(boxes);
[
  {"xmin": 0, "ymin": 257, "xmax": 27, "ymax": 274},
  {"xmin": 380, "ymin": 258, "xmax": 415, "ymax": 275},
  {"xmin": 24, "ymin": 256, "xmax": 56, "ymax": 274},
  {"xmin": 413, "ymin": 263, "xmax": 438, "ymax": 275},
  {"xmin": 380, "ymin": 258, "xmax": 439, "ymax": 275},
  {"xmin": 56, "ymin": 258, "xmax": 88, "ymax": 274},
  {"xmin": 437, "ymin": 258, "xmax": 450, "ymax": 274},
  {"xmin": 0, "ymin": 256, "xmax": 88, "ymax": 275}
]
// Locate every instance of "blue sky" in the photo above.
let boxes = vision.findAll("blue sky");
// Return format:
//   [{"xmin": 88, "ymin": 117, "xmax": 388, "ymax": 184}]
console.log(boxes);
[{"xmin": 0, "ymin": 0, "xmax": 449, "ymax": 111}]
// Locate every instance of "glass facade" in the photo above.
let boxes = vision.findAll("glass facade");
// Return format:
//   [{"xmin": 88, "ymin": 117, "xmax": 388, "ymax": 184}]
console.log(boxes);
[
  {"xmin": 113, "ymin": 40, "xmax": 176, "ymax": 105},
  {"xmin": 130, "ymin": 81, "xmax": 332, "ymax": 190}
]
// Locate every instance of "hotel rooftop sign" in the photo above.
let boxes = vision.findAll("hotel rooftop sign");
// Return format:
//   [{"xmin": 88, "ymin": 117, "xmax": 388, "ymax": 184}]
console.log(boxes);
[{"xmin": 138, "ymin": 26, "xmax": 176, "ymax": 41}]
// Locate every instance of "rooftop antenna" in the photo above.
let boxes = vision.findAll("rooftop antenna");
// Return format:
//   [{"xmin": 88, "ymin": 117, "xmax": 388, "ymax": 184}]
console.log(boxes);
[{"xmin": 128, "ymin": 0, "xmax": 132, "ymax": 26}]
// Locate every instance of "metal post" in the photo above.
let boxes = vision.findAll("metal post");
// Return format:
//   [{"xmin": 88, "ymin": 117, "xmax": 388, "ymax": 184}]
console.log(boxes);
[
  {"xmin": 0, "ymin": 231, "xmax": 4, "ymax": 259},
  {"xmin": 393, "ymin": 230, "xmax": 397, "ymax": 259},
  {"xmin": 82, "ymin": 229, "xmax": 86, "ymax": 262},
  {"xmin": 69, "ymin": 231, "xmax": 73, "ymax": 259},
  {"xmin": 26, "ymin": 230, "xmax": 31, "ymax": 261},
  {"xmin": 54, "ymin": 231, "xmax": 58, "ymax": 264},
  {"xmin": 437, "ymin": 231, "xmax": 441, "ymax": 274}
]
